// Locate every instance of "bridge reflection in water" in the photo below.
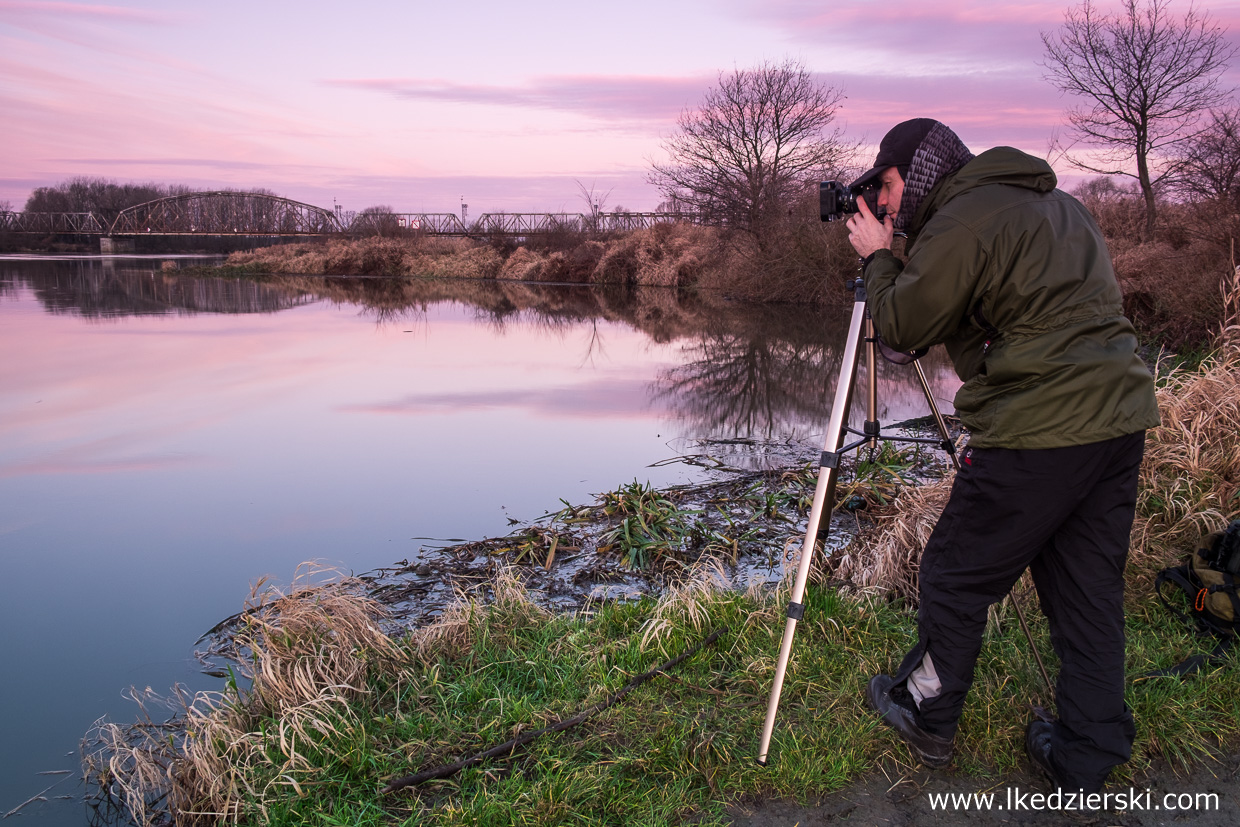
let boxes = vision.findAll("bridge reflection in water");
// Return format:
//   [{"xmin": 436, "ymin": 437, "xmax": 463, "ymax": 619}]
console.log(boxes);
[{"xmin": 1, "ymin": 256, "xmax": 316, "ymax": 317}]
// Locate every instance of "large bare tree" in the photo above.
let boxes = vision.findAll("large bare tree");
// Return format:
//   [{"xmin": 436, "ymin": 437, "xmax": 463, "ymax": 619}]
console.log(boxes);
[
  {"xmin": 1041, "ymin": 0, "xmax": 1235, "ymax": 236},
  {"xmin": 1172, "ymin": 106, "xmax": 1240, "ymax": 205},
  {"xmin": 648, "ymin": 59, "xmax": 852, "ymax": 249}
]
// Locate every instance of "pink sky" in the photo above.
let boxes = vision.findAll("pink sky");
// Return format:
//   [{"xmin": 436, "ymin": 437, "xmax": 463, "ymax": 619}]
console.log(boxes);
[{"xmin": 4, "ymin": 0, "xmax": 1240, "ymax": 214}]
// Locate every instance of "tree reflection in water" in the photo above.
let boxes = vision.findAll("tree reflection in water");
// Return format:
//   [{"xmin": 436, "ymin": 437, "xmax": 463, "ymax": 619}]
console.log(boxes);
[
  {"xmin": 652, "ymin": 303, "xmax": 962, "ymax": 440},
  {"xmin": 3, "ymin": 262, "xmax": 961, "ymax": 441}
]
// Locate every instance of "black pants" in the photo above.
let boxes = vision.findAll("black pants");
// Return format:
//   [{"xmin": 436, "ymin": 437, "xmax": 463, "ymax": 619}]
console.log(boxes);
[{"xmin": 892, "ymin": 431, "xmax": 1145, "ymax": 788}]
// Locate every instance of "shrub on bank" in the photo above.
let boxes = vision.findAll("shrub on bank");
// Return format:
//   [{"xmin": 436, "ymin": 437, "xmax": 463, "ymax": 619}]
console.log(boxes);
[
  {"xmin": 223, "ymin": 224, "xmax": 729, "ymax": 290},
  {"xmin": 1076, "ymin": 185, "xmax": 1232, "ymax": 350}
]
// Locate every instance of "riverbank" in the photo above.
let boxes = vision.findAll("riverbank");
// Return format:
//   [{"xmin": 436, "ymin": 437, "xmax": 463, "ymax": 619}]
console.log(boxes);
[
  {"xmin": 83, "ymin": 347, "xmax": 1240, "ymax": 825},
  {"xmin": 202, "ymin": 205, "xmax": 1238, "ymax": 352},
  {"xmin": 205, "ymin": 221, "xmax": 869, "ymax": 307}
]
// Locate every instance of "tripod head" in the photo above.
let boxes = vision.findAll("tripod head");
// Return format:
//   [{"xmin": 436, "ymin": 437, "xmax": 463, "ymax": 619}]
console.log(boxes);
[{"xmin": 846, "ymin": 277, "xmax": 867, "ymax": 301}]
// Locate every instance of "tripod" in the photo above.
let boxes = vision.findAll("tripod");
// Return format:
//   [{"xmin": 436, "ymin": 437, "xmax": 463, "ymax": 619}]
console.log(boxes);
[{"xmin": 755, "ymin": 278, "xmax": 1052, "ymax": 766}]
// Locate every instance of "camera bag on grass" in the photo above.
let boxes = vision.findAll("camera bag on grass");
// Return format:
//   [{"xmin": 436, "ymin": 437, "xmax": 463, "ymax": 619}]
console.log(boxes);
[{"xmin": 1149, "ymin": 519, "xmax": 1240, "ymax": 677}]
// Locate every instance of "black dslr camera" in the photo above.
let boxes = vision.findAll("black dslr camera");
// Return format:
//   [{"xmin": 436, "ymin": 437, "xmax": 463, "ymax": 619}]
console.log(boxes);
[{"xmin": 819, "ymin": 180, "xmax": 883, "ymax": 222}]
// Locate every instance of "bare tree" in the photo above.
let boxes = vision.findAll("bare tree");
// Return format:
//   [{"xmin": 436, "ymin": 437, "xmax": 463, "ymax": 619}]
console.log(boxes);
[
  {"xmin": 352, "ymin": 205, "xmax": 400, "ymax": 237},
  {"xmin": 23, "ymin": 176, "xmax": 192, "ymax": 223},
  {"xmin": 1042, "ymin": 0, "xmax": 1235, "ymax": 236},
  {"xmin": 648, "ymin": 59, "xmax": 853, "ymax": 249},
  {"xmin": 575, "ymin": 179, "xmax": 613, "ymax": 234},
  {"xmin": 1170, "ymin": 106, "xmax": 1240, "ymax": 205}
]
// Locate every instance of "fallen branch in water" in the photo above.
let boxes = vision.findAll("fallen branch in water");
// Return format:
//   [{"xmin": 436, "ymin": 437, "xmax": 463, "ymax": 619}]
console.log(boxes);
[
  {"xmin": 380, "ymin": 626, "xmax": 729, "ymax": 795},
  {"xmin": 4, "ymin": 774, "xmax": 72, "ymax": 819}
]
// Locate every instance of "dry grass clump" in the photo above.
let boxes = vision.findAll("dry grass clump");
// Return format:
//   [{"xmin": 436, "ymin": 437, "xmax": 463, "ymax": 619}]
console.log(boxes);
[
  {"xmin": 826, "ymin": 475, "xmax": 954, "ymax": 603},
  {"xmin": 639, "ymin": 558, "xmax": 733, "ymax": 649},
  {"xmin": 594, "ymin": 222, "xmax": 726, "ymax": 288},
  {"xmin": 400, "ymin": 569, "xmax": 550, "ymax": 662},
  {"xmin": 1219, "ymin": 265, "xmax": 1240, "ymax": 347},
  {"xmin": 224, "ymin": 226, "xmax": 725, "ymax": 289},
  {"xmin": 1131, "ymin": 345, "xmax": 1240, "ymax": 579},
  {"xmin": 1111, "ymin": 239, "xmax": 1225, "ymax": 349},
  {"xmin": 85, "ymin": 566, "xmax": 408, "ymax": 826},
  {"xmin": 494, "ymin": 242, "xmax": 606, "ymax": 283},
  {"xmin": 224, "ymin": 236, "xmax": 495, "ymax": 279},
  {"xmin": 227, "ymin": 242, "xmax": 330, "ymax": 275},
  {"xmin": 408, "ymin": 244, "xmax": 503, "ymax": 280},
  {"xmin": 83, "ymin": 566, "xmax": 559, "ymax": 826},
  {"xmin": 498, "ymin": 246, "xmax": 549, "ymax": 281}
]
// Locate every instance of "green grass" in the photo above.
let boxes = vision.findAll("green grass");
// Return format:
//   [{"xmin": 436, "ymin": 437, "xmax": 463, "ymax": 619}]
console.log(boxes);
[{"xmin": 213, "ymin": 583, "xmax": 1238, "ymax": 826}]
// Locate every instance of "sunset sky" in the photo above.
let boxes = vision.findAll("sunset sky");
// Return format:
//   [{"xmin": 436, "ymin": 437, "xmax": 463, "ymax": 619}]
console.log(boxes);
[{"xmin": 4, "ymin": 0, "xmax": 1240, "ymax": 215}]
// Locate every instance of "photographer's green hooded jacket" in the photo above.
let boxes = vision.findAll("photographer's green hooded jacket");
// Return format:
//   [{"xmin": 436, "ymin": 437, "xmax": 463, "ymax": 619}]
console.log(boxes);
[{"xmin": 862, "ymin": 147, "xmax": 1160, "ymax": 449}]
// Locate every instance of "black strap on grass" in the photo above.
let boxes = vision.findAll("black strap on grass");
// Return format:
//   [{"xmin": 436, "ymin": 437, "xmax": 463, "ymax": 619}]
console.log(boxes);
[
  {"xmin": 379, "ymin": 626, "xmax": 728, "ymax": 795},
  {"xmin": 1146, "ymin": 565, "xmax": 1237, "ymax": 678},
  {"xmin": 1141, "ymin": 636, "xmax": 1234, "ymax": 679}
]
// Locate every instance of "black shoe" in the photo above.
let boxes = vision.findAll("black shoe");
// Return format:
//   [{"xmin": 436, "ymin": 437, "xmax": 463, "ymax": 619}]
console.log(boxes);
[
  {"xmin": 1026, "ymin": 719, "xmax": 1103, "ymax": 796},
  {"xmin": 866, "ymin": 675, "xmax": 953, "ymax": 768},
  {"xmin": 1026, "ymin": 719, "xmax": 1064, "ymax": 785}
]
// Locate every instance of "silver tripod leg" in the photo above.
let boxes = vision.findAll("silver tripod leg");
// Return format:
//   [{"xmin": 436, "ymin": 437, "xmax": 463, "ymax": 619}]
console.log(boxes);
[
  {"xmin": 754, "ymin": 317, "xmax": 1056, "ymax": 766},
  {"xmin": 756, "ymin": 295, "xmax": 867, "ymax": 765}
]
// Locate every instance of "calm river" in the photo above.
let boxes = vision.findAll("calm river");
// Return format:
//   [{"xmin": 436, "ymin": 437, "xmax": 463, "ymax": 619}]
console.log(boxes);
[{"xmin": 0, "ymin": 255, "xmax": 961, "ymax": 825}]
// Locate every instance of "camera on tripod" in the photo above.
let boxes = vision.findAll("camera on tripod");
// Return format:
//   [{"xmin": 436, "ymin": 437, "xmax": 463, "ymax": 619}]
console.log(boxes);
[{"xmin": 819, "ymin": 180, "xmax": 883, "ymax": 222}]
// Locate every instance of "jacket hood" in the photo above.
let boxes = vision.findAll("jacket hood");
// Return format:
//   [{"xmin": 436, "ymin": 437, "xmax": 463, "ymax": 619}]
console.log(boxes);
[
  {"xmin": 909, "ymin": 147, "xmax": 1058, "ymax": 237},
  {"xmin": 894, "ymin": 121, "xmax": 974, "ymax": 233}
]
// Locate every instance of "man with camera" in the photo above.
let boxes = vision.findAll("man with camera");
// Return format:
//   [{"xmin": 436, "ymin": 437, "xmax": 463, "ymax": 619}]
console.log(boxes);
[{"xmin": 843, "ymin": 118, "xmax": 1159, "ymax": 794}]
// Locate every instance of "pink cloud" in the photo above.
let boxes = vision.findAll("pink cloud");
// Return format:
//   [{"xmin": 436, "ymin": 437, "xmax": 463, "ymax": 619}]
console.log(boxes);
[
  {"xmin": 323, "ymin": 75, "xmax": 712, "ymax": 124},
  {"xmin": 0, "ymin": 2, "xmax": 177, "ymax": 24}
]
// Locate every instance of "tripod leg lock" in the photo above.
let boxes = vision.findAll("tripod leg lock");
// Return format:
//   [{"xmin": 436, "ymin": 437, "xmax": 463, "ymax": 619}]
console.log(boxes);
[
  {"xmin": 786, "ymin": 601, "xmax": 805, "ymax": 621},
  {"xmin": 820, "ymin": 451, "xmax": 840, "ymax": 469}
]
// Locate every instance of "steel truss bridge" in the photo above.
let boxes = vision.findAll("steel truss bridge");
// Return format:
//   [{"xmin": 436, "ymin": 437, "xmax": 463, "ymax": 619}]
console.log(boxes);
[
  {"xmin": 2, "ymin": 192, "xmax": 696, "ymax": 238},
  {"xmin": 1, "ymin": 211, "xmax": 106, "ymax": 234}
]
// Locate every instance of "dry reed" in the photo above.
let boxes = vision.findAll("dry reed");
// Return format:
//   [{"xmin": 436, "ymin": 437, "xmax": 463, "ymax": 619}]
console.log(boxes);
[
  {"xmin": 1131, "ymin": 345, "xmax": 1240, "ymax": 580},
  {"xmin": 85, "ymin": 564, "xmax": 409, "ymax": 826},
  {"xmin": 638, "ymin": 557, "xmax": 733, "ymax": 649},
  {"xmin": 826, "ymin": 475, "xmax": 954, "ymax": 604}
]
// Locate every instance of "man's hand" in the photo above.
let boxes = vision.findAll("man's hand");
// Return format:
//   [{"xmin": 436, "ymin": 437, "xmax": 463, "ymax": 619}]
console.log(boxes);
[{"xmin": 846, "ymin": 197, "xmax": 895, "ymax": 259}]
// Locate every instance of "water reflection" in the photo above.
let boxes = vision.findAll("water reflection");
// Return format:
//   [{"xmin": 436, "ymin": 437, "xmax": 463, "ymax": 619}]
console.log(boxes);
[
  {"xmin": 1, "ymin": 258, "xmax": 961, "ymax": 441},
  {"xmin": 0, "ymin": 256, "xmax": 315, "ymax": 317},
  {"xmin": 652, "ymin": 305, "xmax": 959, "ymax": 440}
]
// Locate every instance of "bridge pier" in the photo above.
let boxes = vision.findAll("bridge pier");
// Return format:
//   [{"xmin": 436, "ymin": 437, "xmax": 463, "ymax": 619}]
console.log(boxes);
[{"xmin": 100, "ymin": 236, "xmax": 134, "ymax": 254}]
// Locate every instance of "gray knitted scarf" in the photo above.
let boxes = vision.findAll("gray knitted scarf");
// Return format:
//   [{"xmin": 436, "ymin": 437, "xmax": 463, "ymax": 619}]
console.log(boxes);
[{"xmin": 896, "ymin": 122, "xmax": 974, "ymax": 233}]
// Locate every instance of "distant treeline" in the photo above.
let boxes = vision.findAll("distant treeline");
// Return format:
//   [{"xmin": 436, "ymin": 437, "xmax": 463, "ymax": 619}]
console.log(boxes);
[{"xmin": 21, "ymin": 177, "xmax": 279, "ymax": 225}]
